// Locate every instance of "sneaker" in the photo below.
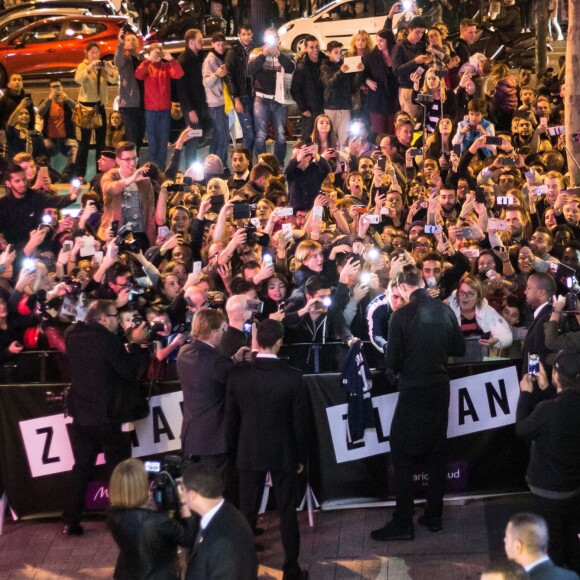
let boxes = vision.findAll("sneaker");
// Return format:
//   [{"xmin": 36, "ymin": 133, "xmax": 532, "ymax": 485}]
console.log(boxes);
[
  {"xmin": 526, "ymin": 28, "xmax": 531, "ymax": 32},
  {"xmin": 62, "ymin": 523, "xmax": 84, "ymax": 536},
  {"xmin": 521, "ymin": 28, "xmax": 526, "ymax": 33},
  {"xmin": 557, "ymin": 35, "xmax": 564, "ymax": 41},
  {"xmin": 370, "ymin": 520, "xmax": 415, "ymax": 541},
  {"xmin": 418, "ymin": 514, "xmax": 443, "ymax": 533}
]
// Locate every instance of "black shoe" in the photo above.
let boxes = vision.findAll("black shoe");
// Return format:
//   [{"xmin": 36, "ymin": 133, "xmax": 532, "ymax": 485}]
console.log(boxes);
[
  {"xmin": 418, "ymin": 515, "xmax": 443, "ymax": 532},
  {"xmin": 370, "ymin": 520, "xmax": 414, "ymax": 541},
  {"xmin": 62, "ymin": 523, "xmax": 84, "ymax": 536},
  {"xmin": 282, "ymin": 569, "xmax": 308, "ymax": 580},
  {"xmin": 253, "ymin": 526, "xmax": 265, "ymax": 537}
]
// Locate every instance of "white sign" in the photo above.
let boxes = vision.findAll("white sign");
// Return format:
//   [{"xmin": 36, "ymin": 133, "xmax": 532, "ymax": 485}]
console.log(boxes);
[
  {"xmin": 327, "ymin": 366, "xmax": 520, "ymax": 464},
  {"xmin": 19, "ymin": 391, "xmax": 185, "ymax": 478},
  {"xmin": 342, "ymin": 56, "xmax": 362, "ymax": 73}
]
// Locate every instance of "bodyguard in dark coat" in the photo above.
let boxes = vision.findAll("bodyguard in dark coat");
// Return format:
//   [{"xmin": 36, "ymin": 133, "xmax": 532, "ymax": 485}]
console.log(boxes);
[
  {"xmin": 522, "ymin": 273, "xmax": 556, "ymax": 376},
  {"xmin": 177, "ymin": 309, "xmax": 249, "ymax": 483},
  {"xmin": 227, "ymin": 320, "xmax": 309, "ymax": 580},
  {"xmin": 62, "ymin": 299, "xmax": 149, "ymax": 535},
  {"xmin": 371, "ymin": 266, "xmax": 465, "ymax": 541},
  {"xmin": 516, "ymin": 351, "xmax": 580, "ymax": 574},
  {"xmin": 183, "ymin": 464, "xmax": 258, "ymax": 580}
]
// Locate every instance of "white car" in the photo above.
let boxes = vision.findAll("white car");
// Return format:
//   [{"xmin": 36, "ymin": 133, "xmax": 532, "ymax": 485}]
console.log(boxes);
[{"xmin": 278, "ymin": 0, "xmax": 414, "ymax": 52}]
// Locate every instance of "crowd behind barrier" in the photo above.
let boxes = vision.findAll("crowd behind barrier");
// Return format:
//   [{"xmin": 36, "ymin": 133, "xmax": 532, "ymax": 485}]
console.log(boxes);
[{"xmin": 0, "ymin": 2, "xmax": 579, "ymax": 577}]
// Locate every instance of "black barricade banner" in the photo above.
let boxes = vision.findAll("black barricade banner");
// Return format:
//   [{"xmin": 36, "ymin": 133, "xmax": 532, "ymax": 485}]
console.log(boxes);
[{"xmin": 0, "ymin": 362, "xmax": 529, "ymax": 518}]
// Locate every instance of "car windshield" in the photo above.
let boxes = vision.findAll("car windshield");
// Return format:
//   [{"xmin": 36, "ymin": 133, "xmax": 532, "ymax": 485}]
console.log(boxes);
[{"xmin": 313, "ymin": 0, "xmax": 340, "ymax": 16}]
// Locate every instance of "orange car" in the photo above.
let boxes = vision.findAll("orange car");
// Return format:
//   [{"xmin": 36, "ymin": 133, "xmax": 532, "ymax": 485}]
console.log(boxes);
[{"xmin": 0, "ymin": 15, "xmax": 142, "ymax": 86}]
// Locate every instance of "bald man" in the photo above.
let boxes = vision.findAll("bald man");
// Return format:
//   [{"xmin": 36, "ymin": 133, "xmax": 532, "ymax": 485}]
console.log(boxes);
[{"xmin": 219, "ymin": 294, "xmax": 252, "ymax": 358}]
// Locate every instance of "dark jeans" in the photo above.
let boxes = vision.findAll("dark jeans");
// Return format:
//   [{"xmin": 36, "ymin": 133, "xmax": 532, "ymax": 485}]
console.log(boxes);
[
  {"xmin": 208, "ymin": 105, "xmax": 230, "ymax": 162},
  {"xmin": 63, "ymin": 421, "xmax": 131, "ymax": 525},
  {"xmin": 253, "ymin": 96, "xmax": 287, "ymax": 164},
  {"xmin": 299, "ymin": 111, "xmax": 322, "ymax": 143},
  {"xmin": 390, "ymin": 386, "xmax": 450, "ymax": 527},
  {"xmin": 239, "ymin": 469, "xmax": 301, "ymax": 575},
  {"xmin": 183, "ymin": 107, "xmax": 212, "ymax": 167},
  {"xmin": 533, "ymin": 493, "xmax": 580, "ymax": 574},
  {"xmin": 144, "ymin": 109, "xmax": 171, "ymax": 169},
  {"xmin": 238, "ymin": 95, "xmax": 255, "ymax": 150},
  {"xmin": 76, "ymin": 103, "xmax": 106, "ymax": 178},
  {"xmin": 119, "ymin": 106, "xmax": 146, "ymax": 151}
]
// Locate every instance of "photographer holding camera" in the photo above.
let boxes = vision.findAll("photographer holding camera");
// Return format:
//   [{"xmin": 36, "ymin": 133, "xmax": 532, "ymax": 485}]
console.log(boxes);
[
  {"xmin": 62, "ymin": 299, "xmax": 149, "ymax": 535},
  {"xmin": 98, "ymin": 141, "xmax": 156, "ymax": 249},
  {"xmin": 516, "ymin": 352, "xmax": 580, "ymax": 574},
  {"xmin": 107, "ymin": 458, "xmax": 196, "ymax": 580}
]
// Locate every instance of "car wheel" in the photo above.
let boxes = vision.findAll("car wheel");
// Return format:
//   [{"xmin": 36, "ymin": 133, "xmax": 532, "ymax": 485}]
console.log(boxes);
[
  {"xmin": 0, "ymin": 65, "xmax": 7, "ymax": 89},
  {"xmin": 292, "ymin": 35, "xmax": 310, "ymax": 53}
]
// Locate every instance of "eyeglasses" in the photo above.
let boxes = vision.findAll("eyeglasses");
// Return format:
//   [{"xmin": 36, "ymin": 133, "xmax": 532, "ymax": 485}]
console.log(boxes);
[
  {"xmin": 118, "ymin": 156, "xmax": 138, "ymax": 162},
  {"xmin": 458, "ymin": 291, "xmax": 477, "ymax": 298}
]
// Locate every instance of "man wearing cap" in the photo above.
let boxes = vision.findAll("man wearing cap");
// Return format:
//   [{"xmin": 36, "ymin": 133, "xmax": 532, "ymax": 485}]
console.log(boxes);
[
  {"xmin": 516, "ymin": 351, "xmax": 580, "ymax": 574},
  {"xmin": 89, "ymin": 148, "xmax": 117, "ymax": 199},
  {"xmin": 202, "ymin": 32, "xmax": 230, "ymax": 162},
  {"xmin": 392, "ymin": 16, "xmax": 429, "ymax": 119}
]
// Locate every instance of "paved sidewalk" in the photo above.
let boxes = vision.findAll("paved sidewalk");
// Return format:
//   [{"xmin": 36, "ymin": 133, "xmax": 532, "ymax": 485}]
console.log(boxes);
[{"xmin": 0, "ymin": 494, "xmax": 532, "ymax": 579}]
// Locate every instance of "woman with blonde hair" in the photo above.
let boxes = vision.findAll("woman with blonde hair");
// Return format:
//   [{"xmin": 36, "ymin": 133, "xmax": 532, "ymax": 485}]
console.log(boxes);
[
  {"xmin": 347, "ymin": 30, "xmax": 374, "ymax": 120},
  {"xmin": 410, "ymin": 67, "xmax": 456, "ymax": 135},
  {"xmin": 107, "ymin": 458, "xmax": 196, "ymax": 580},
  {"xmin": 445, "ymin": 273, "xmax": 512, "ymax": 350}
]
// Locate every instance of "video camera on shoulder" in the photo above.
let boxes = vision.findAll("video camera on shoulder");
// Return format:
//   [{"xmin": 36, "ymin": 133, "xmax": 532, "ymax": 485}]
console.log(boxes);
[{"xmin": 147, "ymin": 454, "xmax": 191, "ymax": 512}]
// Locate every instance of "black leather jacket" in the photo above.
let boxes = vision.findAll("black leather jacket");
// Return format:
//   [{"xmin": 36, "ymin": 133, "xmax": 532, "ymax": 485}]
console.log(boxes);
[
  {"xmin": 224, "ymin": 39, "xmax": 255, "ymax": 99},
  {"xmin": 107, "ymin": 507, "xmax": 197, "ymax": 579}
]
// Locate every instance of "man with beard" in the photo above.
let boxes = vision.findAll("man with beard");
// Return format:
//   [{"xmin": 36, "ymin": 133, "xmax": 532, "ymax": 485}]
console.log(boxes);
[
  {"xmin": 227, "ymin": 147, "xmax": 252, "ymax": 191},
  {"xmin": 115, "ymin": 30, "xmax": 145, "ymax": 151},
  {"xmin": 225, "ymin": 23, "xmax": 256, "ymax": 149},
  {"xmin": 177, "ymin": 29, "xmax": 210, "ymax": 166},
  {"xmin": 438, "ymin": 187, "xmax": 461, "ymax": 221},
  {"xmin": 512, "ymin": 115, "xmax": 535, "ymax": 151},
  {"xmin": 0, "ymin": 74, "xmax": 35, "ymax": 137},
  {"xmin": 504, "ymin": 206, "xmax": 530, "ymax": 244},
  {"xmin": 358, "ymin": 156, "xmax": 375, "ymax": 192},
  {"xmin": 291, "ymin": 36, "xmax": 327, "ymax": 140}
]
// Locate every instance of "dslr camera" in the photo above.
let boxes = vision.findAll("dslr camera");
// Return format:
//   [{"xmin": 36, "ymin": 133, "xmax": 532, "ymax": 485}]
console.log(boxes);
[{"xmin": 115, "ymin": 224, "xmax": 141, "ymax": 253}]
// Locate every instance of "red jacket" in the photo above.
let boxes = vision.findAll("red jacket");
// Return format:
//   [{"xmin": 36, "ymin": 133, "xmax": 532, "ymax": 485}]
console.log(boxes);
[{"xmin": 134, "ymin": 59, "xmax": 184, "ymax": 110}]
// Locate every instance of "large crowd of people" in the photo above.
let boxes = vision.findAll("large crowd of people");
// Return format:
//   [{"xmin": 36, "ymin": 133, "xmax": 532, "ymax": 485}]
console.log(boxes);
[{"xmin": 0, "ymin": 4, "xmax": 578, "ymax": 579}]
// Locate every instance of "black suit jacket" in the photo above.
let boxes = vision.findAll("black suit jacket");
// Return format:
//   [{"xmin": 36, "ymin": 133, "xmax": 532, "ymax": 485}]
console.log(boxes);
[
  {"xmin": 521, "ymin": 303, "xmax": 553, "ymax": 374},
  {"xmin": 528, "ymin": 559, "xmax": 579, "ymax": 580},
  {"xmin": 226, "ymin": 358, "xmax": 309, "ymax": 472},
  {"xmin": 65, "ymin": 322, "xmax": 146, "ymax": 426},
  {"xmin": 185, "ymin": 501, "xmax": 257, "ymax": 580},
  {"xmin": 177, "ymin": 340, "xmax": 234, "ymax": 457}
]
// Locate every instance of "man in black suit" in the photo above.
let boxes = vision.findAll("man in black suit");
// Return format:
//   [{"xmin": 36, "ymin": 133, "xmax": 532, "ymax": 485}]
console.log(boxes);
[
  {"xmin": 522, "ymin": 273, "xmax": 556, "ymax": 374},
  {"xmin": 516, "ymin": 351, "xmax": 580, "ymax": 574},
  {"xmin": 182, "ymin": 464, "xmax": 257, "ymax": 580},
  {"xmin": 63, "ymin": 299, "xmax": 148, "ymax": 535},
  {"xmin": 226, "ymin": 320, "xmax": 309, "ymax": 580},
  {"xmin": 177, "ymin": 309, "xmax": 249, "ymax": 485},
  {"xmin": 371, "ymin": 265, "xmax": 465, "ymax": 541},
  {"xmin": 504, "ymin": 513, "xmax": 579, "ymax": 580}
]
